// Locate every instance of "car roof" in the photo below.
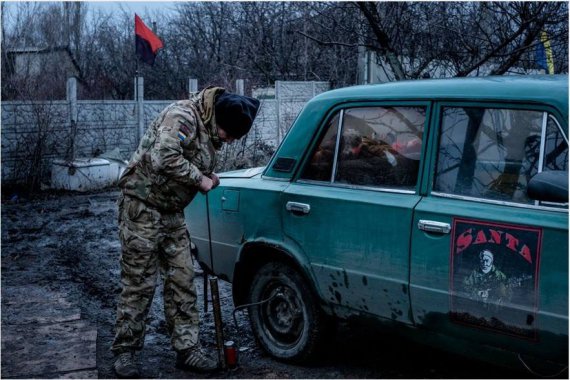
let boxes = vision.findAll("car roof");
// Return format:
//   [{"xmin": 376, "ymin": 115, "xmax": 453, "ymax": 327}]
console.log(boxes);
[{"xmin": 313, "ymin": 75, "xmax": 569, "ymax": 123}]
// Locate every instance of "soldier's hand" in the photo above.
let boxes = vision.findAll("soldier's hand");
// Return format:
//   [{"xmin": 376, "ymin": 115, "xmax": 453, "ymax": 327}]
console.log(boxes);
[
  {"xmin": 199, "ymin": 175, "xmax": 214, "ymax": 193},
  {"xmin": 209, "ymin": 173, "xmax": 220, "ymax": 189}
]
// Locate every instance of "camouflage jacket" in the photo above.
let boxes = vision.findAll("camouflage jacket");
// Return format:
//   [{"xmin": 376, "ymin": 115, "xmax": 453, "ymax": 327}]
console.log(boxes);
[
  {"xmin": 118, "ymin": 87, "xmax": 225, "ymax": 212},
  {"xmin": 463, "ymin": 266, "xmax": 510, "ymax": 304}
]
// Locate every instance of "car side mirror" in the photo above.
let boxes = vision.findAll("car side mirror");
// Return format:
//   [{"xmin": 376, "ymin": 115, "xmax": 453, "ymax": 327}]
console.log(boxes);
[{"xmin": 527, "ymin": 170, "xmax": 568, "ymax": 204}]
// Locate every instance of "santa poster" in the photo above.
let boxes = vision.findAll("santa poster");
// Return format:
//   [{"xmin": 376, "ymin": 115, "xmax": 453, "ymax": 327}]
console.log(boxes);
[{"xmin": 449, "ymin": 218, "xmax": 542, "ymax": 339}]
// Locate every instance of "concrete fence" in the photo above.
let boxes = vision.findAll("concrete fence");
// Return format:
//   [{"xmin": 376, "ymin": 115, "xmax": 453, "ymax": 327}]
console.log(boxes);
[{"xmin": 1, "ymin": 78, "xmax": 329, "ymax": 186}]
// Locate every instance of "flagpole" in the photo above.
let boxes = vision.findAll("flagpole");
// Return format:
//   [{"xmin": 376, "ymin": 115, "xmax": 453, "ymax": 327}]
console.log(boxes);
[
  {"xmin": 135, "ymin": 59, "xmax": 139, "ymax": 100},
  {"xmin": 134, "ymin": 13, "xmax": 139, "ymax": 100},
  {"xmin": 135, "ymin": 24, "xmax": 139, "ymax": 101},
  {"xmin": 135, "ymin": 14, "xmax": 141, "ymax": 143}
]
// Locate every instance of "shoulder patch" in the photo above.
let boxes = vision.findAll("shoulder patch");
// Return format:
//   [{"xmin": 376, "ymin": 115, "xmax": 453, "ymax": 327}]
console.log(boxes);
[{"xmin": 178, "ymin": 121, "xmax": 192, "ymax": 142}]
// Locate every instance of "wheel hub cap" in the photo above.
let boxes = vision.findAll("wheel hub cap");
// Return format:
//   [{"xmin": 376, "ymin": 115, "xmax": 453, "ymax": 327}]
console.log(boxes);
[{"xmin": 264, "ymin": 286, "xmax": 303, "ymax": 340}]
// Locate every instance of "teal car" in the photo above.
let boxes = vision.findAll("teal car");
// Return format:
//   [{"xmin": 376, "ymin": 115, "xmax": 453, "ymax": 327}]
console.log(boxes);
[{"xmin": 185, "ymin": 75, "xmax": 568, "ymax": 372}]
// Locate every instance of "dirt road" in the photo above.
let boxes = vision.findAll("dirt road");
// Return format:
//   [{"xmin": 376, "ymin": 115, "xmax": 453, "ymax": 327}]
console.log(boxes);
[{"xmin": 1, "ymin": 189, "xmax": 533, "ymax": 378}]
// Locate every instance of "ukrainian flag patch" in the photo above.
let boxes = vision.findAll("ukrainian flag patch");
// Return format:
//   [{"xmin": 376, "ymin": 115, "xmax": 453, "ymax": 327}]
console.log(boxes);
[{"xmin": 178, "ymin": 121, "xmax": 192, "ymax": 143}]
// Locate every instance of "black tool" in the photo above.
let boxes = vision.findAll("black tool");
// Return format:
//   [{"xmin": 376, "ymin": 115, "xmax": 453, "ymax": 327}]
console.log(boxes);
[{"xmin": 205, "ymin": 193, "xmax": 226, "ymax": 369}]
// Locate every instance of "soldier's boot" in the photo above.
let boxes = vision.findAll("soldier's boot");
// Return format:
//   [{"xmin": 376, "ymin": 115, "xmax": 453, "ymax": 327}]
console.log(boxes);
[
  {"xmin": 176, "ymin": 346, "xmax": 219, "ymax": 373},
  {"xmin": 113, "ymin": 350, "xmax": 139, "ymax": 378}
]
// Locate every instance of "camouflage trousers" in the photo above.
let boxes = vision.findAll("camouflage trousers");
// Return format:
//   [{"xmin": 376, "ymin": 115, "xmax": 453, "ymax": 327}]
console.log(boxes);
[{"xmin": 111, "ymin": 194, "xmax": 200, "ymax": 353}]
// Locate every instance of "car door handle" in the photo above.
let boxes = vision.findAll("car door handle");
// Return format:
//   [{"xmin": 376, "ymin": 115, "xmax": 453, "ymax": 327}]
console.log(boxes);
[
  {"xmin": 418, "ymin": 220, "xmax": 451, "ymax": 234},
  {"xmin": 286, "ymin": 201, "xmax": 311, "ymax": 215}
]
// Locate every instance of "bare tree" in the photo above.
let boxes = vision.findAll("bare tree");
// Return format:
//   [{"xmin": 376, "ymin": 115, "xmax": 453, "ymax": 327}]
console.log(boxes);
[
  {"xmin": 1, "ymin": 2, "xmax": 87, "ymax": 100},
  {"xmin": 353, "ymin": 2, "xmax": 568, "ymax": 80},
  {"xmin": 2, "ymin": 1, "xmax": 568, "ymax": 100},
  {"xmin": 78, "ymin": 11, "xmax": 136, "ymax": 99}
]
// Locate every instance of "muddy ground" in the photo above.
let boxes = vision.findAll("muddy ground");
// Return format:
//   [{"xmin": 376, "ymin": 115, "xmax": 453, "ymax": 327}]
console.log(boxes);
[{"xmin": 1, "ymin": 188, "xmax": 537, "ymax": 378}]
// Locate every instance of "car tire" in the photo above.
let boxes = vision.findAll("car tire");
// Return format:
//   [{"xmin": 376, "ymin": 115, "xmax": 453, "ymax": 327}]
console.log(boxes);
[{"xmin": 248, "ymin": 262, "xmax": 326, "ymax": 363}]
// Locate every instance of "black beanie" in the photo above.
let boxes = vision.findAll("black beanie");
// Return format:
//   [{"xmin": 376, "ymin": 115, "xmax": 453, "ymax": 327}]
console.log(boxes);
[{"xmin": 214, "ymin": 93, "xmax": 261, "ymax": 139}]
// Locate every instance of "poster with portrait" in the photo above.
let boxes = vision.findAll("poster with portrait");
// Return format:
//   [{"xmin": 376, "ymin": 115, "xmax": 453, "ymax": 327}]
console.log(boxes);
[{"xmin": 449, "ymin": 218, "xmax": 542, "ymax": 339}]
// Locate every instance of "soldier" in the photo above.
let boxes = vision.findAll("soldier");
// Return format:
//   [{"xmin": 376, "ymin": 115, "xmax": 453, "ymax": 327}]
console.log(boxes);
[
  {"xmin": 111, "ymin": 87, "xmax": 260, "ymax": 378},
  {"xmin": 463, "ymin": 249, "xmax": 511, "ymax": 307}
]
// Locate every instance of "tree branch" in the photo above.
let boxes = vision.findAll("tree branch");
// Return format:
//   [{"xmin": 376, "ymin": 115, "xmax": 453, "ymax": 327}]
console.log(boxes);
[
  {"xmin": 296, "ymin": 30, "xmax": 366, "ymax": 48},
  {"xmin": 355, "ymin": 1, "xmax": 406, "ymax": 80}
]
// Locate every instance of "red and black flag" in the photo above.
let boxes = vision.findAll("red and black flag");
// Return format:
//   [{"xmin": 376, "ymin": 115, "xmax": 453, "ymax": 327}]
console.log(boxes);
[{"xmin": 135, "ymin": 14, "xmax": 163, "ymax": 65}]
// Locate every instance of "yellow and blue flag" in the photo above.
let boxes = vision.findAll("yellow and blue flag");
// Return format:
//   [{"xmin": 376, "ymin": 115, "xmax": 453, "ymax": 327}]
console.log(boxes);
[{"xmin": 535, "ymin": 31, "xmax": 554, "ymax": 74}]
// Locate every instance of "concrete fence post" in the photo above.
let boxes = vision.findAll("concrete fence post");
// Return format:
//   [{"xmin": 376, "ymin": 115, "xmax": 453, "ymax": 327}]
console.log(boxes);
[
  {"xmin": 188, "ymin": 78, "xmax": 198, "ymax": 97},
  {"xmin": 66, "ymin": 77, "xmax": 77, "ymax": 123},
  {"xmin": 136, "ymin": 76, "xmax": 144, "ymax": 143},
  {"xmin": 236, "ymin": 79, "xmax": 244, "ymax": 95},
  {"xmin": 275, "ymin": 80, "xmax": 281, "ymax": 143}
]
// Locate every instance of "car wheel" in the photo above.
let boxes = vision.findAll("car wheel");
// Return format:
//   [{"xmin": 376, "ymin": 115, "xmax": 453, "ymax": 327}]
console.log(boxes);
[{"xmin": 248, "ymin": 262, "xmax": 326, "ymax": 362}]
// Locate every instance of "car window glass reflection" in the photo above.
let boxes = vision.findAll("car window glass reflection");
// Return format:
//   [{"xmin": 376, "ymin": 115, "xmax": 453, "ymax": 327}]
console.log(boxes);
[
  {"xmin": 433, "ymin": 107, "xmax": 567, "ymax": 205},
  {"xmin": 335, "ymin": 107, "xmax": 425, "ymax": 189},
  {"xmin": 300, "ymin": 112, "xmax": 340, "ymax": 181},
  {"xmin": 544, "ymin": 116, "xmax": 568, "ymax": 172}
]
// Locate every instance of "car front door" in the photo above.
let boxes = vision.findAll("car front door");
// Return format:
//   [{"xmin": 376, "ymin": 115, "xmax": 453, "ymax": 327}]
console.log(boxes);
[
  {"xmin": 282, "ymin": 103, "xmax": 428, "ymax": 323},
  {"xmin": 410, "ymin": 102, "xmax": 568, "ymax": 364}
]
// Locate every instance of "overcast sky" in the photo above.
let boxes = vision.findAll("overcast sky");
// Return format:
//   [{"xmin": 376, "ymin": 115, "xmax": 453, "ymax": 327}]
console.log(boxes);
[
  {"xmin": 2, "ymin": 1, "xmax": 177, "ymax": 25},
  {"xmin": 86, "ymin": 1, "xmax": 177, "ymax": 16}
]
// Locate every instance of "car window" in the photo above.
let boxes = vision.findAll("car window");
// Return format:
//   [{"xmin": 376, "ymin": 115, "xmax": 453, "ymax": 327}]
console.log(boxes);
[
  {"xmin": 434, "ymin": 107, "xmax": 568, "ymax": 206},
  {"xmin": 300, "ymin": 112, "xmax": 340, "ymax": 182},
  {"xmin": 544, "ymin": 115, "xmax": 568, "ymax": 172},
  {"xmin": 301, "ymin": 106, "xmax": 426, "ymax": 189}
]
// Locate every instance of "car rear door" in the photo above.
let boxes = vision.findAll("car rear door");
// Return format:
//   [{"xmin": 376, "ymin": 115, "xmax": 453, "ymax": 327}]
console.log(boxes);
[
  {"xmin": 410, "ymin": 102, "xmax": 568, "ymax": 363},
  {"xmin": 282, "ymin": 102, "xmax": 429, "ymax": 323}
]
